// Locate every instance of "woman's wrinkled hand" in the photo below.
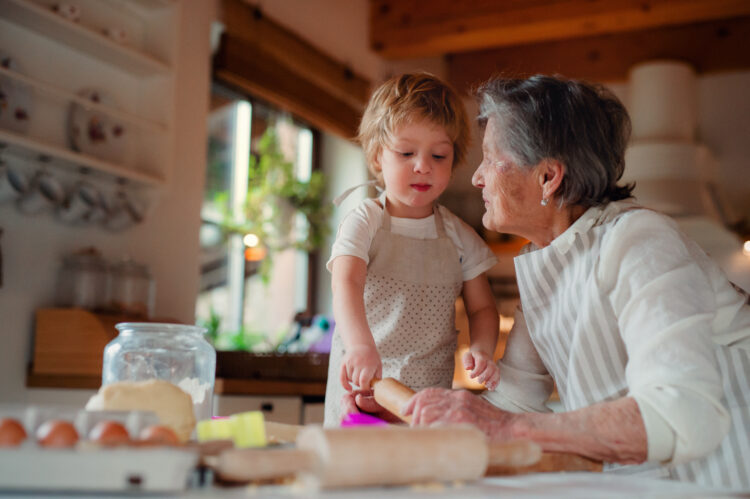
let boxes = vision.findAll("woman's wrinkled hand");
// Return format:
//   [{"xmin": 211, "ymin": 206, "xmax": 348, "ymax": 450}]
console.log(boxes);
[
  {"xmin": 462, "ymin": 349, "xmax": 501, "ymax": 390},
  {"xmin": 402, "ymin": 387, "xmax": 518, "ymax": 439},
  {"xmin": 340, "ymin": 344, "xmax": 382, "ymax": 392}
]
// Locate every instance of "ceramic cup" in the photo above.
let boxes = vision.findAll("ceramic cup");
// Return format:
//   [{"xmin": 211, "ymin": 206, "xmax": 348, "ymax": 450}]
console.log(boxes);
[
  {"xmin": 0, "ymin": 160, "xmax": 31, "ymax": 204},
  {"xmin": 17, "ymin": 170, "xmax": 65, "ymax": 215},
  {"xmin": 103, "ymin": 188, "xmax": 145, "ymax": 231},
  {"xmin": 57, "ymin": 180, "xmax": 105, "ymax": 225}
]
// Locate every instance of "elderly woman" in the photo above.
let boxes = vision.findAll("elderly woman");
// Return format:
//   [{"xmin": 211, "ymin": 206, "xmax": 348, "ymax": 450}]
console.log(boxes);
[{"xmin": 351, "ymin": 75, "xmax": 750, "ymax": 490}]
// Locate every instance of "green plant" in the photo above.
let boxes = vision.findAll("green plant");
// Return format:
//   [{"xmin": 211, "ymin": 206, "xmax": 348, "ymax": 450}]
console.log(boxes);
[{"xmin": 218, "ymin": 127, "xmax": 331, "ymax": 282}]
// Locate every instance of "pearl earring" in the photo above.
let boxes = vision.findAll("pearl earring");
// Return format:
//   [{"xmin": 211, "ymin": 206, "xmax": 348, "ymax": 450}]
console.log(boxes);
[{"xmin": 541, "ymin": 198, "xmax": 549, "ymax": 207}]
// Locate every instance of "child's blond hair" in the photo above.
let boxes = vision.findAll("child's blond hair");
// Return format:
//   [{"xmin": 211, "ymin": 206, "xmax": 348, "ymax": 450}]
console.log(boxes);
[{"xmin": 358, "ymin": 72, "xmax": 470, "ymax": 182}]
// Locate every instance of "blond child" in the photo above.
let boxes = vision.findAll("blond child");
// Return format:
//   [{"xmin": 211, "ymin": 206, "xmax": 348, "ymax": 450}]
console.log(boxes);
[{"xmin": 324, "ymin": 73, "xmax": 500, "ymax": 426}]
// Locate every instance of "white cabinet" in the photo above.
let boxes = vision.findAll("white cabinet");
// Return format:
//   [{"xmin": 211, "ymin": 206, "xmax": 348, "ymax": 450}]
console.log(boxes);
[
  {"xmin": 213, "ymin": 395, "xmax": 303, "ymax": 425},
  {"xmin": 0, "ymin": 0, "xmax": 179, "ymax": 187}
]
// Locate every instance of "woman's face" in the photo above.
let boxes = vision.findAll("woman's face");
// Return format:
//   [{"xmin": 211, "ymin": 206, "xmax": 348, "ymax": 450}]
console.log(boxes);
[{"xmin": 472, "ymin": 116, "xmax": 539, "ymax": 235}]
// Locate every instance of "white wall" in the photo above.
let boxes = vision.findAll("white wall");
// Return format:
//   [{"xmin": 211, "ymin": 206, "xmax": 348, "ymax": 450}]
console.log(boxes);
[
  {"xmin": 316, "ymin": 132, "xmax": 369, "ymax": 316},
  {"xmin": 0, "ymin": 0, "xmax": 216, "ymax": 402}
]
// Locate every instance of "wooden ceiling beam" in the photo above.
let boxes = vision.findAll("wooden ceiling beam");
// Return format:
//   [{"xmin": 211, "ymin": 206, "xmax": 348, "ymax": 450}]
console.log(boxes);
[
  {"xmin": 214, "ymin": 36, "xmax": 361, "ymax": 140},
  {"xmin": 447, "ymin": 16, "xmax": 750, "ymax": 92},
  {"xmin": 370, "ymin": 0, "xmax": 750, "ymax": 59},
  {"xmin": 220, "ymin": 0, "xmax": 371, "ymax": 112}
]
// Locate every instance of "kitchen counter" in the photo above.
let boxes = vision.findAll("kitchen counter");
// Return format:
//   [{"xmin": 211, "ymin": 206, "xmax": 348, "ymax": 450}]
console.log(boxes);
[{"xmin": 1, "ymin": 472, "xmax": 743, "ymax": 498}]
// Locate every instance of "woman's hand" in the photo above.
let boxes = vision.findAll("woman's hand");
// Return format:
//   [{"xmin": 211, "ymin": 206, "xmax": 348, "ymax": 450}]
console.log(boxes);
[
  {"xmin": 340, "ymin": 388, "xmax": 405, "ymax": 424},
  {"xmin": 463, "ymin": 349, "xmax": 501, "ymax": 390},
  {"xmin": 340, "ymin": 344, "xmax": 382, "ymax": 392},
  {"xmin": 403, "ymin": 387, "xmax": 518, "ymax": 439}
]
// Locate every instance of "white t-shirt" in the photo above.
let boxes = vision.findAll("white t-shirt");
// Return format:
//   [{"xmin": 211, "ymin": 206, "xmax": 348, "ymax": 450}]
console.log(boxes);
[{"xmin": 327, "ymin": 198, "xmax": 497, "ymax": 282}]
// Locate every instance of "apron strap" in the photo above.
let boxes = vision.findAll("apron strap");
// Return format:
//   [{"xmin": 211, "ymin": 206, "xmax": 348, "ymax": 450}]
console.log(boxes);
[
  {"xmin": 378, "ymin": 191, "xmax": 391, "ymax": 231},
  {"xmin": 333, "ymin": 180, "xmax": 382, "ymax": 207},
  {"xmin": 433, "ymin": 204, "xmax": 447, "ymax": 237}
]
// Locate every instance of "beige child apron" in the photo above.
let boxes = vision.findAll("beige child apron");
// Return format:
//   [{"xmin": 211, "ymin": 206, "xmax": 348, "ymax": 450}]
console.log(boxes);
[{"xmin": 324, "ymin": 194, "xmax": 464, "ymax": 426}]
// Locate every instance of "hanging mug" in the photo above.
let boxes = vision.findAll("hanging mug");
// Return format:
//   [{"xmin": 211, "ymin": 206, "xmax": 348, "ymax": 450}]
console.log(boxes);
[
  {"xmin": 17, "ymin": 169, "xmax": 65, "ymax": 215},
  {"xmin": 103, "ymin": 187, "xmax": 145, "ymax": 231},
  {"xmin": 57, "ymin": 179, "xmax": 104, "ymax": 225},
  {"xmin": 0, "ymin": 154, "xmax": 30, "ymax": 204}
]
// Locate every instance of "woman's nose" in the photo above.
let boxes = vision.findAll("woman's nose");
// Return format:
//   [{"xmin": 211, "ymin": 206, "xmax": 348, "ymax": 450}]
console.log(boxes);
[{"xmin": 472, "ymin": 165, "xmax": 484, "ymax": 188}]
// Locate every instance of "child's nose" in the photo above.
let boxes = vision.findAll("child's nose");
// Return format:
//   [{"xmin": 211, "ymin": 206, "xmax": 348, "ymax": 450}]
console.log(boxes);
[{"xmin": 413, "ymin": 156, "xmax": 432, "ymax": 173}]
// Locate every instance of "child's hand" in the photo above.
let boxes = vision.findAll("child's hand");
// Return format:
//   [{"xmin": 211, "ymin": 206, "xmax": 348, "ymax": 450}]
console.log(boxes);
[
  {"xmin": 462, "ymin": 350, "xmax": 500, "ymax": 390},
  {"xmin": 340, "ymin": 344, "xmax": 382, "ymax": 392}
]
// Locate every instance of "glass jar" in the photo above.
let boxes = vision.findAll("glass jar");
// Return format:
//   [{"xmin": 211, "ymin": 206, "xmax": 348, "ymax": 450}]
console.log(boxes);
[
  {"xmin": 102, "ymin": 323, "xmax": 216, "ymax": 423},
  {"xmin": 56, "ymin": 248, "xmax": 108, "ymax": 311},
  {"xmin": 108, "ymin": 258, "xmax": 155, "ymax": 317}
]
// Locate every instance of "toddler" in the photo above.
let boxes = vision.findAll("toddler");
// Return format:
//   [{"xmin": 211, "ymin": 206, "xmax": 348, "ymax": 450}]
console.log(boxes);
[{"xmin": 324, "ymin": 73, "xmax": 500, "ymax": 426}]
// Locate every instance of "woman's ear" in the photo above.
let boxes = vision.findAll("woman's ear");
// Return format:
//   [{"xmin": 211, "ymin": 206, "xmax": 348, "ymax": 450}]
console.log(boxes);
[{"xmin": 537, "ymin": 159, "xmax": 565, "ymax": 200}]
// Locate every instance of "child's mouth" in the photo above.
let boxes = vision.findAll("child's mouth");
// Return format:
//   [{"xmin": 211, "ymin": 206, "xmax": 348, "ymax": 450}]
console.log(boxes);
[{"xmin": 411, "ymin": 184, "xmax": 431, "ymax": 192}]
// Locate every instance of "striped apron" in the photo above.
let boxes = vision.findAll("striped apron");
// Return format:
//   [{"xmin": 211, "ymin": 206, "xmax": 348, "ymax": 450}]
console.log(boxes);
[{"xmin": 514, "ymin": 206, "xmax": 750, "ymax": 489}]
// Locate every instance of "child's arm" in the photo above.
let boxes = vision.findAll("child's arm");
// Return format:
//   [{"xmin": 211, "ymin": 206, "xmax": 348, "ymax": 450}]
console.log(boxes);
[
  {"xmin": 461, "ymin": 272, "xmax": 501, "ymax": 390},
  {"xmin": 331, "ymin": 255, "xmax": 382, "ymax": 391}
]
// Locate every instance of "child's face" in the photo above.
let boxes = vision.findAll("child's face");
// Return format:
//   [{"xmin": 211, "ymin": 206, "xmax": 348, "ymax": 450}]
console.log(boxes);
[{"xmin": 378, "ymin": 119, "xmax": 454, "ymax": 218}]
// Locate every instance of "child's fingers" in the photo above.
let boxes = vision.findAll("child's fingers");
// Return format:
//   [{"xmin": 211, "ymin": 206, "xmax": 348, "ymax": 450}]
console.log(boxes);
[
  {"xmin": 340, "ymin": 363, "xmax": 352, "ymax": 392},
  {"xmin": 462, "ymin": 350, "xmax": 475, "ymax": 370},
  {"xmin": 485, "ymin": 369, "xmax": 501, "ymax": 390},
  {"xmin": 358, "ymin": 367, "xmax": 375, "ymax": 390},
  {"xmin": 470, "ymin": 356, "xmax": 487, "ymax": 378}
]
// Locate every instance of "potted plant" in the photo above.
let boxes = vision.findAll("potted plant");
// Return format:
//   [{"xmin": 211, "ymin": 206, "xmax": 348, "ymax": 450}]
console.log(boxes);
[{"xmin": 217, "ymin": 127, "xmax": 331, "ymax": 283}]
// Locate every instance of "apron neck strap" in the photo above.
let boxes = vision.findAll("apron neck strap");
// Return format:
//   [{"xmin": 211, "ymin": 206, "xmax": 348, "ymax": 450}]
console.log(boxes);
[{"xmin": 380, "ymin": 191, "xmax": 445, "ymax": 235}]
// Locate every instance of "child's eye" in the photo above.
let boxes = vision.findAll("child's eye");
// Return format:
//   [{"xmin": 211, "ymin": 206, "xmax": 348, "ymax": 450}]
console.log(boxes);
[
  {"xmin": 432, "ymin": 154, "xmax": 447, "ymax": 160},
  {"xmin": 400, "ymin": 151, "xmax": 413, "ymax": 158}
]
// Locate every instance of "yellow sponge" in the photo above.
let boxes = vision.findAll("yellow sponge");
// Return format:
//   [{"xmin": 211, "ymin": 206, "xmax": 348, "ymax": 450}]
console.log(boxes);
[{"xmin": 196, "ymin": 411, "xmax": 267, "ymax": 448}]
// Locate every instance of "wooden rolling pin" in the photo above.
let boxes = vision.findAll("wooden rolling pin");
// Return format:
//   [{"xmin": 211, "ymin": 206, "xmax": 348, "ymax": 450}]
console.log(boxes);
[
  {"xmin": 215, "ymin": 425, "xmax": 542, "ymax": 488},
  {"xmin": 371, "ymin": 377, "xmax": 416, "ymax": 424},
  {"xmin": 371, "ymin": 377, "xmax": 603, "ymax": 475}
]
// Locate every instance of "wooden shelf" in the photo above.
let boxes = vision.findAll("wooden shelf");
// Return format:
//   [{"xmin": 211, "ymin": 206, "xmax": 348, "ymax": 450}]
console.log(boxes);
[
  {"xmin": 0, "ymin": 0, "xmax": 171, "ymax": 76},
  {"xmin": 25, "ymin": 371, "xmax": 327, "ymax": 397},
  {"xmin": 0, "ymin": 66, "xmax": 167, "ymax": 133},
  {"xmin": 0, "ymin": 129, "xmax": 165, "ymax": 186}
]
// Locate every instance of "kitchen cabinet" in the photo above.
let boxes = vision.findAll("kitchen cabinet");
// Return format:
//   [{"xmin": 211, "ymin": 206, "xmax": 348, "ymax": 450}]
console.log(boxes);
[
  {"xmin": 213, "ymin": 394, "xmax": 304, "ymax": 425},
  {"xmin": 0, "ymin": 0, "xmax": 179, "ymax": 189}
]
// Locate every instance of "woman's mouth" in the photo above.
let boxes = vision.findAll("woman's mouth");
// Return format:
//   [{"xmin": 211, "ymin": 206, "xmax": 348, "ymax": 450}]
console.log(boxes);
[{"xmin": 411, "ymin": 184, "xmax": 431, "ymax": 192}]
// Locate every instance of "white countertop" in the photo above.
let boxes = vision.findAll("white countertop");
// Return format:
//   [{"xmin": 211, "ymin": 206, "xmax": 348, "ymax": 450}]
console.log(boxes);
[{"xmin": 1, "ymin": 472, "xmax": 743, "ymax": 499}]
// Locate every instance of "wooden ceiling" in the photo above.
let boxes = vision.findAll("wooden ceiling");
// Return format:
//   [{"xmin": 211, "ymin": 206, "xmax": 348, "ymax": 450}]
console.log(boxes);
[{"xmin": 369, "ymin": 0, "xmax": 750, "ymax": 90}]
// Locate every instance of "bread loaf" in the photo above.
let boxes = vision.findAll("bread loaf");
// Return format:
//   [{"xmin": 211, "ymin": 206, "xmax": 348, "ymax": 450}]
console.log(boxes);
[{"xmin": 86, "ymin": 380, "xmax": 196, "ymax": 442}]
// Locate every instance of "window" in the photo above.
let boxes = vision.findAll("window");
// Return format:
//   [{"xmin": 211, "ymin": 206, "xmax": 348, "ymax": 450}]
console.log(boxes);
[{"xmin": 196, "ymin": 84, "xmax": 319, "ymax": 351}]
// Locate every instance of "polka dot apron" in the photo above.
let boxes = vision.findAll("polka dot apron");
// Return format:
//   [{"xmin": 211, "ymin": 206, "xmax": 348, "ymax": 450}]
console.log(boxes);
[{"xmin": 324, "ymin": 194, "xmax": 464, "ymax": 426}]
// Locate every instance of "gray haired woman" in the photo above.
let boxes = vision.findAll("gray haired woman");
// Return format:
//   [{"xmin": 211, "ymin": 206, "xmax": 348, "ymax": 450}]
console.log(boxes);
[{"xmin": 400, "ymin": 75, "xmax": 750, "ymax": 490}]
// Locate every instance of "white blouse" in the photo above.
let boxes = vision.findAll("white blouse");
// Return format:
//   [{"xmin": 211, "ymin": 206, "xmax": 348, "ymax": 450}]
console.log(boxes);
[{"xmin": 484, "ymin": 200, "xmax": 750, "ymax": 489}]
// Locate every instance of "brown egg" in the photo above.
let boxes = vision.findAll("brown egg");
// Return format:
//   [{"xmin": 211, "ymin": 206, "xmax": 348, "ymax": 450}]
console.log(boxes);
[
  {"xmin": 88, "ymin": 420, "xmax": 130, "ymax": 446},
  {"xmin": 36, "ymin": 420, "xmax": 79, "ymax": 448},
  {"xmin": 0, "ymin": 418, "xmax": 27, "ymax": 447},
  {"xmin": 138, "ymin": 424, "xmax": 179, "ymax": 445}
]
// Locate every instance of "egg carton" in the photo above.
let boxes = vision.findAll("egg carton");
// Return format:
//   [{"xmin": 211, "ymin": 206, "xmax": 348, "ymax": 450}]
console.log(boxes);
[
  {"xmin": 0, "ymin": 404, "xmax": 197, "ymax": 492},
  {"xmin": 0, "ymin": 446, "xmax": 198, "ymax": 492},
  {"xmin": 0, "ymin": 403, "xmax": 159, "ymax": 440}
]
